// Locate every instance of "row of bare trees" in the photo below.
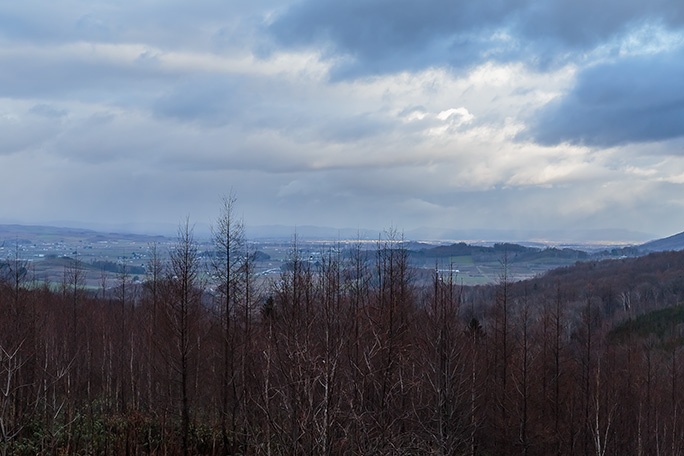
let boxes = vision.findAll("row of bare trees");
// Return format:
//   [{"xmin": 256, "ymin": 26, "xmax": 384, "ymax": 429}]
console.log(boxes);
[{"xmin": 3, "ymin": 208, "xmax": 684, "ymax": 454}]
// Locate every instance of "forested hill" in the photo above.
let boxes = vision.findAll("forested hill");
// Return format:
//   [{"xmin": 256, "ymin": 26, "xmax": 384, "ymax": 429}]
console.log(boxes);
[
  {"xmin": 533, "ymin": 248, "xmax": 684, "ymax": 315},
  {"xmin": 639, "ymin": 230, "xmax": 684, "ymax": 252},
  {"xmin": 409, "ymin": 227, "xmax": 684, "ymax": 260},
  {"xmin": 496, "ymin": 248, "xmax": 684, "ymax": 325},
  {"xmin": 409, "ymin": 241, "xmax": 590, "ymax": 263},
  {"xmin": 540, "ymin": 248, "xmax": 684, "ymax": 287}
]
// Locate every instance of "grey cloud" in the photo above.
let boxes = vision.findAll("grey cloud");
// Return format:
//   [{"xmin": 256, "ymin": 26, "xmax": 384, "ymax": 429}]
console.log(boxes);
[
  {"xmin": 268, "ymin": 0, "xmax": 526, "ymax": 77},
  {"xmin": 0, "ymin": 52, "xmax": 169, "ymax": 103},
  {"xmin": 0, "ymin": 108, "xmax": 64, "ymax": 156},
  {"xmin": 513, "ymin": 1, "xmax": 684, "ymax": 72},
  {"xmin": 4, "ymin": 0, "xmax": 684, "ymax": 237},
  {"xmin": 0, "ymin": 3, "xmax": 129, "ymax": 45},
  {"xmin": 0, "ymin": 1, "xmax": 283, "ymax": 51},
  {"xmin": 153, "ymin": 76, "xmax": 245, "ymax": 127},
  {"xmin": 267, "ymin": 0, "xmax": 684, "ymax": 77},
  {"xmin": 310, "ymin": 113, "xmax": 396, "ymax": 144},
  {"xmin": 269, "ymin": 0, "xmax": 523, "ymax": 55},
  {"xmin": 52, "ymin": 114, "xmax": 155, "ymax": 165},
  {"xmin": 29, "ymin": 104, "xmax": 68, "ymax": 118},
  {"xmin": 0, "ymin": 4, "xmax": 69, "ymax": 42},
  {"xmin": 152, "ymin": 72, "xmax": 406, "ymax": 146},
  {"xmin": 525, "ymin": 51, "xmax": 684, "ymax": 147},
  {"xmin": 517, "ymin": 0, "xmax": 667, "ymax": 47},
  {"xmin": 262, "ymin": 170, "xmax": 657, "ymax": 234}
]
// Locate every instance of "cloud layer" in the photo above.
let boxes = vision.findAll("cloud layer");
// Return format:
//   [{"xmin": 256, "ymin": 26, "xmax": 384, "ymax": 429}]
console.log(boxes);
[{"xmin": 1, "ymin": 1, "xmax": 684, "ymax": 239}]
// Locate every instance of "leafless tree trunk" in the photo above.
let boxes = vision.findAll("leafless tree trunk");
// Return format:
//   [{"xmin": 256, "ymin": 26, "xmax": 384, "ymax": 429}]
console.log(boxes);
[
  {"xmin": 494, "ymin": 251, "xmax": 511, "ymax": 453},
  {"xmin": 165, "ymin": 218, "xmax": 204, "ymax": 455},
  {"xmin": 423, "ymin": 263, "xmax": 467, "ymax": 455},
  {"xmin": 211, "ymin": 192, "xmax": 245, "ymax": 453},
  {"xmin": 116, "ymin": 260, "xmax": 130, "ymax": 414}
]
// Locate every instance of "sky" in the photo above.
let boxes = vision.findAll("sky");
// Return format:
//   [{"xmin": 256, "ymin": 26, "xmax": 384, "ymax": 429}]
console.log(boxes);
[{"xmin": 1, "ymin": 0, "xmax": 684, "ymax": 240}]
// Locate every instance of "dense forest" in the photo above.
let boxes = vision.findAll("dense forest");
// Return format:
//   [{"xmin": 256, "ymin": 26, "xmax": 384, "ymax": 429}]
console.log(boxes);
[{"xmin": 3, "ymin": 206, "xmax": 684, "ymax": 454}]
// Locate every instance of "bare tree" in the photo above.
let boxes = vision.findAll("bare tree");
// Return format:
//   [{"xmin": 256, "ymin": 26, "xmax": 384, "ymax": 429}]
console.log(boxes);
[
  {"xmin": 63, "ymin": 252, "xmax": 86, "ymax": 343},
  {"xmin": 365, "ymin": 228, "xmax": 413, "ymax": 451},
  {"xmin": 493, "ymin": 251, "xmax": 512, "ymax": 453},
  {"xmin": 0, "ymin": 341, "xmax": 29, "ymax": 455},
  {"xmin": 269, "ymin": 232, "xmax": 317, "ymax": 453},
  {"xmin": 314, "ymin": 246, "xmax": 345, "ymax": 455},
  {"xmin": 142, "ymin": 241, "xmax": 163, "ymax": 410},
  {"xmin": 145, "ymin": 242, "xmax": 164, "ymax": 322},
  {"xmin": 512, "ymin": 290, "xmax": 536, "ymax": 456},
  {"xmin": 421, "ymin": 263, "xmax": 468, "ymax": 455},
  {"xmin": 116, "ymin": 258, "xmax": 130, "ymax": 413},
  {"xmin": 211, "ymin": 192, "xmax": 245, "ymax": 452},
  {"xmin": 164, "ymin": 218, "xmax": 204, "ymax": 455}
]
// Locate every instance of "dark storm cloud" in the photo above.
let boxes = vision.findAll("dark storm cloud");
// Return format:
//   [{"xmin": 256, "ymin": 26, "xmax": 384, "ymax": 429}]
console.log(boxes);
[
  {"xmin": 526, "ymin": 50, "xmax": 684, "ymax": 147},
  {"xmin": 268, "ymin": 0, "xmax": 526, "ymax": 77},
  {"xmin": 268, "ymin": 0, "xmax": 684, "ymax": 76},
  {"xmin": 517, "ymin": 0, "xmax": 683, "ymax": 47}
]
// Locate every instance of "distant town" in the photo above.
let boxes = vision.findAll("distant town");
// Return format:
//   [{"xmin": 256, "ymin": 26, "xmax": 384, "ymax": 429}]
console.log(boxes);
[{"xmin": 1, "ymin": 223, "xmax": 674, "ymax": 288}]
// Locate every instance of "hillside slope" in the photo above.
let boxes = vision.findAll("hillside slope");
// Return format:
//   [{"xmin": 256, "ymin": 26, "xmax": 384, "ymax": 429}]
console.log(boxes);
[{"xmin": 640, "ymin": 230, "xmax": 684, "ymax": 252}]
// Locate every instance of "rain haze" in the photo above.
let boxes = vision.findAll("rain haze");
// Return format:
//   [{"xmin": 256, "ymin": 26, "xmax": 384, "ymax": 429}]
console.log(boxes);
[{"xmin": 2, "ymin": 0, "xmax": 684, "ymax": 240}]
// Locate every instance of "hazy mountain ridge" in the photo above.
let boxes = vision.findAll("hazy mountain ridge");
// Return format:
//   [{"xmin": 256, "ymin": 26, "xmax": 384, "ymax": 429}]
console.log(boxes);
[{"xmin": 639, "ymin": 231, "xmax": 684, "ymax": 252}]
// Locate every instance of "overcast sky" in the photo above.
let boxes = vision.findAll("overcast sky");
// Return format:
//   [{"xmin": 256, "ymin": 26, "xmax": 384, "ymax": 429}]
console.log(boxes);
[{"xmin": 1, "ymin": 0, "xmax": 684, "ymax": 239}]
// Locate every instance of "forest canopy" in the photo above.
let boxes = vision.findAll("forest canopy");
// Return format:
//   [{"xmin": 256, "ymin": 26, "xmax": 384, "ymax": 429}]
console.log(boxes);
[{"xmin": 2, "ymin": 208, "xmax": 684, "ymax": 455}]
